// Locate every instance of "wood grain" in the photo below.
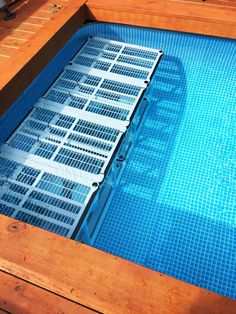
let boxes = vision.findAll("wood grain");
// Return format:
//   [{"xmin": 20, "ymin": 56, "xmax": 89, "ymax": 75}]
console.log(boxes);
[
  {"xmin": 87, "ymin": 0, "xmax": 236, "ymax": 23},
  {"xmin": 0, "ymin": 0, "xmax": 87, "ymax": 116},
  {"xmin": 0, "ymin": 271, "xmax": 96, "ymax": 314},
  {"xmin": 86, "ymin": 0, "xmax": 236, "ymax": 39},
  {"xmin": 0, "ymin": 215, "xmax": 236, "ymax": 314}
]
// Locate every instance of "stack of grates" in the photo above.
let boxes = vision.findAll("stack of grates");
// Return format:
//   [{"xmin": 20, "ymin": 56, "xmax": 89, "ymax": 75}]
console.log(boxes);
[{"xmin": 0, "ymin": 37, "xmax": 163, "ymax": 238}]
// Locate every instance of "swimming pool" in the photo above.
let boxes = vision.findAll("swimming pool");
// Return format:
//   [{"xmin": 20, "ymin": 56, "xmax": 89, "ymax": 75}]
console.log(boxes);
[{"xmin": 1, "ymin": 23, "xmax": 235, "ymax": 299}]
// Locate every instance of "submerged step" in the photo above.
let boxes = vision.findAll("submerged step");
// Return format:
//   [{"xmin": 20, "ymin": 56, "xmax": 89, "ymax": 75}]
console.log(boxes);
[{"xmin": 0, "ymin": 36, "xmax": 163, "ymax": 239}]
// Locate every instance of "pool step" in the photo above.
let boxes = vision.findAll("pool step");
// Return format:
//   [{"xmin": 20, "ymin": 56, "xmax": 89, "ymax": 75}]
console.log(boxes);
[{"xmin": 0, "ymin": 37, "xmax": 163, "ymax": 241}]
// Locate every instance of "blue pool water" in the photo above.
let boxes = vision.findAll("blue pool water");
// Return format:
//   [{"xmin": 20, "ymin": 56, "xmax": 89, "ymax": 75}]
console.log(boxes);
[
  {"xmin": 1, "ymin": 23, "xmax": 235, "ymax": 299},
  {"xmin": 90, "ymin": 26, "xmax": 236, "ymax": 298}
]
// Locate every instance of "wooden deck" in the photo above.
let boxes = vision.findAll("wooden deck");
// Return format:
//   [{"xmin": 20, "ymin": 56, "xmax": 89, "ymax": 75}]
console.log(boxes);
[
  {"xmin": 0, "ymin": 0, "xmax": 87, "ymax": 115},
  {"xmin": 0, "ymin": 1, "xmax": 236, "ymax": 313},
  {"xmin": 1, "ymin": 215, "xmax": 236, "ymax": 314},
  {"xmin": 87, "ymin": 0, "xmax": 236, "ymax": 39}
]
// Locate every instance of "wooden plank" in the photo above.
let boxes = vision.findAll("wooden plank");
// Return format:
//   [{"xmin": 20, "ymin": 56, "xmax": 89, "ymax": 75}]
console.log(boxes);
[
  {"xmin": 87, "ymin": 0, "xmax": 236, "ymax": 23},
  {"xmin": 87, "ymin": 7, "xmax": 236, "ymax": 38},
  {"xmin": 0, "ymin": 46, "xmax": 18, "ymax": 58},
  {"xmin": 86, "ymin": 0, "xmax": 236, "ymax": 39},
  {"xmin": 0, "ymin": 56, "xmax": 9, "ymax": 66},
  {"xmin": 0, "ymin": 27, "xmax": 33, "ymax": 41},
  {"xmin": 2, "ymin": 22, "xmax": 41, "ymax": 33},
  {"xmin": 0, "ymin": 37, "xmax": 26, "ymax": 48},
  {"xmin": 0, "ymin": 1, "xmax": 87, "ymax": 116},
  {"xmin": 0, "ymin": 215, "xmax": 236, "ymax": 314},
  {"xmin": 0, "ymin": 271, "xmax": 97, "ymax": 314}
]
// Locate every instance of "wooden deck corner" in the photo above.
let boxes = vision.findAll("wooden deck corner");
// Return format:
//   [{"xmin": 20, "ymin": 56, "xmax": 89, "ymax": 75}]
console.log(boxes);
[
  {"xmin": 0, "ymin": 1, "xmax": 236, "ymax": 313},
  {"xmin": 0, "ymin": 215, "xmax": 236, "ymax": 314}
]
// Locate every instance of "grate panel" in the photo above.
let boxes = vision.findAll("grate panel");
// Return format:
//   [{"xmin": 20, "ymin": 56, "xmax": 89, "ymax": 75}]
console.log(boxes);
[
  {"xmin": 55, "ymin": 147, "xmax": 105, "ymax": 174},
  {"xmin": 106, "ymin": 43, "xmax": 122, "ymax": 52},
  {"xmin": 117, "ymin": 55, "xmax": 153, "ymax": 68},
  {"xmin": 111, "ymin": 64, "xmax": 149, "ymax": 80},
  {"xmin": 9, "ymin": 134, "xmax": 36, "ymax": 153},
  {"xmin": 20, "ymin": 120, "xmax": 47, "ymax": 137},
  {"xmin": 93, "ymin": 60, "xmax": 111, "ymax": 71},
  {"xmin": 22, "ymin": 199, "xmax": 75, "ymax": 225},
  {"xmin": 0, "ymin": 156, "xmax": 93, "ymax": 237},
  {"xmin": 83, "ymin": 75, "xmax": 101, "ymax": 86},
  {"xmin": 31, "ymin": 108, "xmax": 75, "ymax": 129},
  {"xmin": 76, "ymin": 84, "xmax": 95, "ymax": 96},
  {"xmin": 81, "ymin": 47, "xmax": 100, "ymax": 56},
  {"xmin": 17, "ymin": 167, "xmax": 40, "ymax": 185},
  {"xmin": 35, "ymin": 142, "xmax": 57, "ymax": 159},
  {"xmin": 15, "ymin": 211, "xmax": 70, "ymax": 236},
  {"xmin": 46, "ymin": 89, "xmax": 88, "ymax": 110},
  {"xmin": 55, "ymin": 79, "xmax": 77, "ymax": 91},
  {"xmin": 62, "ymin": 70, "xmax": 84, "ymax": 82},
  {"xmin": 31, "ymin": 107, "xmax": 55, "ymax": 123},
  {"xmin": 46, "ymin": 89, "xmax": 68, "ymax": 104},
  {"xmin": 69, "ymin": 95, "xmax": 88, "ymax": 109},
  {"xmin": 87, "ymin": 39, "xmax": 106, "ymax": 49},
  {"xmin": 100, "ymin": 51, "xmax": 116, "ymax": 60},
  {"xmin": 74, "ymin": 120, "xmax": 120, "ymax": 142},
  {"xmin": 74, "ymin": 56, "xmax": 94, "ymax": 67},
  {"xmin": 121, "ymin": 46, "xmax": 159, "ymax": 60},
  {"xmin": 20, "ymin": 120, "xmax": 67, "ymax": 144},
  {"xmin": 86, "ymin": 101, "xmax": 129, "ymax": 121},
  {"xmin": 67, "ymin": 133, "xmax": 113, "ymax": 154},
  {"xmin": 37, "ymin": 173, "xmax": 90, "ymax": 204},
  {"xmin": 9, "ymin": 134, "xmax": 57, "ymax": 160},
  {"xmin": 95, "ymin": 90, "xmax": 135, "ymax": 105},
  {"xmin": 0, "ymin": 203, "xmax": 15, "ymax": 216},
  {"xmin": 101, "ymin": 79, "xmax": 141, "ymax": 96}
]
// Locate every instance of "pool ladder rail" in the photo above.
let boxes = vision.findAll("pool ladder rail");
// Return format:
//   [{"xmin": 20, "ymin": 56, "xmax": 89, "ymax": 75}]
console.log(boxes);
[{"xmin": 0, "ymin": 37, "xmax": 163, "ymax": 244}]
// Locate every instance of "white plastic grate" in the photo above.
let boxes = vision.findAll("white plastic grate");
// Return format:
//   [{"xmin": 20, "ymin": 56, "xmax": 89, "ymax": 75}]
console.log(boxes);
[
  {"xmin": 0, "ymin": 156, "xmax": 97, "ymax": 237},
  {"xmin": 0, "ymin": 36, "xmax": 163, "ymax": 238},
  {"xmin": 2, "ymin": 105, "xmax": 125, "ymax": 182},
  {"xmin": 76, "ymin": 37, "xmax": 162, "ymax": 80}
]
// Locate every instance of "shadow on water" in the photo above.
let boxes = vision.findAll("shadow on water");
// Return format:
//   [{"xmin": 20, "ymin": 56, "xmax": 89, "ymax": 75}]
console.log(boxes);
[
  {"xmin": 120, "ymin": 53, "xmax": 187, "ymax": 199},
  {"xmin": 95, "ymin": 53, "xmax": 188, "ymax": 256}
]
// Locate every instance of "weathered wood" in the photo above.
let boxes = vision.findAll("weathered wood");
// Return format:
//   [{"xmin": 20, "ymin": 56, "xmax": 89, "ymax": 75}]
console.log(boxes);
[
  {"xmin": 86, "ymin": 0, "xmax": 236, "ymax": 39},
  {"xmin": 0, "ymin": 271, "xmax": 96, "ymax": 314},
  {"xmin": 0, "ymin": 215, "xmax": 236, "ymax": 314}
]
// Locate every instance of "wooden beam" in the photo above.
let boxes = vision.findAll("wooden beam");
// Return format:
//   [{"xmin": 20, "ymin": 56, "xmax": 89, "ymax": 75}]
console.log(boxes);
[
  {"xmin": 86, "ymin": 0, "xmax": 236, "ymax": 39},
  {"xmin": 0, "ymin": 215, "xmax": 236, "ymax": 314},
  {"xmin": 0, "ymin": 0, "xmax": 87, "ymax": 116},
  {"xmin": 0, "ymin": 271, "xmax": 96, "ymax": 314}
]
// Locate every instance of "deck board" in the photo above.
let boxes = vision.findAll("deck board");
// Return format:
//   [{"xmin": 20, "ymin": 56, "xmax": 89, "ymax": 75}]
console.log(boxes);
[
  {"xmin": 0, "ymin": 271, "xmax": 96, "ymax": 314},
  {"xmin": 0, "ymin": 215, "xmax": 236, "ymax": 314},
  {"xmin": 0, "ymin": 0, "xmax": 71, "ymax": 67},
  {"xmin": 87, "ymin": 0, "xmax": 236, "ymax": 38},
  {"xmin": 0, "ymin": 0, "xmax": 87, "ymax": 115}
]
